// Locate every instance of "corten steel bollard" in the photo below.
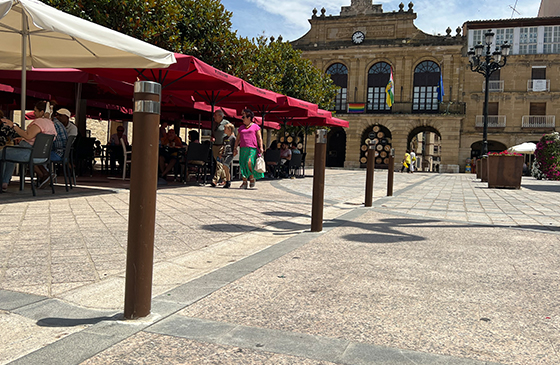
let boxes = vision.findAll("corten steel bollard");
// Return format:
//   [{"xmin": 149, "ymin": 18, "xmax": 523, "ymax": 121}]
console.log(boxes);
[
  {"xmin": 124, "ymin": 81, "xmax": 161, "ymax": 319},
  {"xmin": 311, "ymin": 129, "xmax": 327, "ymax": 232},
  {"xmin": 365, "ymin": 140, "xmax": 376, "ymax": 207},
  {"xmin": 387, "ymin": 149, "xmax": 395, "ymax": 197}
]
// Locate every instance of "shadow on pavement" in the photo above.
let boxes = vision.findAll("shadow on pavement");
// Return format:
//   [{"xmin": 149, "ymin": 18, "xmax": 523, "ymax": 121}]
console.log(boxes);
[
  {"xmin": 0, "ymin": 185, "xmax": 117, "ymax": 203},
  {"xmin": 37, "ymin": 314, "xmax": 120, "ymax": 327},
  {"xmin": 521, "ymin": 183, "xmax": 560, "ymax": 192}
]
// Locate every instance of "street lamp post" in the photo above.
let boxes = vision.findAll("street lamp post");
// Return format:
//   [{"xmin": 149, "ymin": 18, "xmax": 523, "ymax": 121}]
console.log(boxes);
[{"xmin": 467, "ymin": 31, "xmax": 510, "ymax": 157}]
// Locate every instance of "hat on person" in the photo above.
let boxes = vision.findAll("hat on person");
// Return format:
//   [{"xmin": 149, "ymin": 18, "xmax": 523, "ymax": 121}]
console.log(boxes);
[{"xmin": 57, "ymin": 108, "xmax": 71, "ymax": 118}]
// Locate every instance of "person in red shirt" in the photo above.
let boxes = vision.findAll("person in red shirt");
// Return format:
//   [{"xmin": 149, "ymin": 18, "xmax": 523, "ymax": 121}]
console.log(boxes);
[{"xmin": 159, "ymin": 129, "xmax": 183, "ymax": 178}]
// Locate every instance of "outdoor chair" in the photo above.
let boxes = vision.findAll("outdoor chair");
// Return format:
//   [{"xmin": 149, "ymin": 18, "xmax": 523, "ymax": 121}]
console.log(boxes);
[
  {"xmin": 183, "ymin": 143, "xmax": 211, "ymax": 184},
  {"xmin": 51, "ymin": 135, "xmax": 76, "ymax": 192},
  {"xmin": 288, "ymin": 153, "xmax": 303, "ymax": 178},
  {"xmin": 74, "ymin": 136, "xmax": 95, "ymax": 177},
  {"xmin": 0, "ymin": 133, "xmax": 55, "ymax": 196},
  {"xmin": 264, "ymin": 149, "xmax": 281, "ymax": 178},
  {"xmin": 120, "ymin": 137, "xmax": 132, "ymax": 180}
]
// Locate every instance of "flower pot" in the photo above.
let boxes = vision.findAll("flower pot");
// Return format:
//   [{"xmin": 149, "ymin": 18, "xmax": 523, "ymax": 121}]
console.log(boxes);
[
  {"xmin": 480, "ymin": 158, "xmax": 488, "ymax": 182},
  {"xmin": 487, "ymin": 155, "xmax": 523, "ymax": 189}
]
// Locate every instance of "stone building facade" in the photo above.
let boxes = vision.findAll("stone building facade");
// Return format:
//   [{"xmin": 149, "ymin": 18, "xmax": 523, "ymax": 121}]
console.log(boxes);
[
  {"xmin": 292, "ymin": 0, "xmax": 560, "ymax": 172},
  {"xmin": 292, "ymin": 0, "xmax": 465, "ymax": 172},
  {"xmin": 461, "ymin": 17, "xmax": 560, "ymax": 168}
]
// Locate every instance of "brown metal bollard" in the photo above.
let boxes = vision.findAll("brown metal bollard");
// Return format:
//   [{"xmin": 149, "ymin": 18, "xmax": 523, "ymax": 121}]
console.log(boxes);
[
  {"xmin": 387, "ymin": 149, "xmax": 395, "ymax": 197},
  {"xmin": 364, "ymin": 140, "xmax": 375, "ymax": 207},
  {"xmin": 124, "ymin": 81, "xmax": 161, "ymax": 319},
  {"xmin": 311, "ymin": 129, "xmax": 327, "ymax": 232}
]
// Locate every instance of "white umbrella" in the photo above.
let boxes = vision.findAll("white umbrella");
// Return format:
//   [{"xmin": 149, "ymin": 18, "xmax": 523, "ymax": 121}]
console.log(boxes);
[
  {"xmin": 0, "ymin": 0, "xmax": 176, "ymax": 123},
  {"xmin": 508, "ymin": 142, "xmax": 537, "ymax": 154}
]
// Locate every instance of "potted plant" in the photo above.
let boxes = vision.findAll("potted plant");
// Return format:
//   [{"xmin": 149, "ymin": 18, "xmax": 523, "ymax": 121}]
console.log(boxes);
[
  {"xmin": 487, "ymin": 151, "xmax": 523, "ymax": 189},
  {"xmin": 480, "ymin": 156, "xmax": 488, "ymax": 182}
]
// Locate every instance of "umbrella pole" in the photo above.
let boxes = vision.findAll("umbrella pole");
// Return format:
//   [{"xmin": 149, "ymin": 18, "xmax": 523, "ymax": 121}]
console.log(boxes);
[{"xmin": 20, "ymin": 10, "xmax": 28, "ymax": 127}]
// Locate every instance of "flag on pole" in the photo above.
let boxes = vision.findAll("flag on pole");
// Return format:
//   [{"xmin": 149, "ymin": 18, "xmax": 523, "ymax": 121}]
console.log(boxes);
[
  {"xmin": 385, "ymin": 68, "xmax": 394, "ymax": 107},
  {"xmin": 437, "ymin": 73, "xmax": 445, "ymax": 102}
]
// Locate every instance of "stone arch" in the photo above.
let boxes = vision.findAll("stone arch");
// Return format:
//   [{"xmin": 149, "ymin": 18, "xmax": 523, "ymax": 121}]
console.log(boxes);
[
  {"xmin": 326, "ymin": 127, "xmax": 347, "ymax": 167},
  {"xmin": 406, "ymin": 124, "xmax": 442, "ymax": 172},
  {"xmin": 412, "ymin": 60, "xmax": 441, "ymax": 113},
  {"xmin": 359, "ymin": 123, "xmax": 393, "ymax": 168},
  {"xmin": 470, "ymin": 140, "xmax": 508, "ymax": 158},
  {"xmin": 326, "ymin": 62, "xmax": 349, "ymax": 113}
]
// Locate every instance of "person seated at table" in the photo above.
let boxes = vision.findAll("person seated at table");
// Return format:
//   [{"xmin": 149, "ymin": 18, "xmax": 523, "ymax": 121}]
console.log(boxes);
[
  {"xmin": 0, "ymin": 111, "xmax": 19, "ymax": 149},
  {"xmin": 159, "ymin": 128, "xmax": 183, "ymax": 178},
  {"xmin": 1, "ymin": 101, "xmax": 57, "ymax": 192},
  {"xmin": 53, "ymin": 107, "xmax": 78, "ymax": 137},
  {"xmin": 108, "ymin": 126, "xmax": 129, "ymax": 173},
  {"xmin": 188, "ymin": 130, "xmax": 200, "ymax": 144},
  {"xmin": 279, "ymin": 141, "xmax": 292, "ymax": 177},
  {"xmin": 290, "ymin": 142, "xmax": 301, "ymax": 155},
  {"xmin": 159, "ymin": 120, "xmax": 168, "ymax": 140},
  {"xmin": 265, "ymin": 142, "xmax": 279, "ymax": 178}
]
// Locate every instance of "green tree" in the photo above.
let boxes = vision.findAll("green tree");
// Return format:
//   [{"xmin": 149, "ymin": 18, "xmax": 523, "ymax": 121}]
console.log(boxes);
[{"xmin": 44, "ymin": 0, "xmax": 337, "ymax": 110}]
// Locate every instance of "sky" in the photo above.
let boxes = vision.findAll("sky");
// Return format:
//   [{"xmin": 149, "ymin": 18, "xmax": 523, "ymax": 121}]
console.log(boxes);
[{"xmin": 221, "ymin": 0, "xmax": 543, "ymax": 41}]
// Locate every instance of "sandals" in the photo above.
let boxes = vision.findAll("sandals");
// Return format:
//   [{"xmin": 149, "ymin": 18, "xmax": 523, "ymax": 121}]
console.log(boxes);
[
  {"xmin": 1, "ymin": 183, "xmax": 7, "ymax": 192},
  {"xmin": 240, "ymin": 181, "xmax": 248, "ymax": 189},
  {"xmin": 249, "ymin": 179, "xmax": 255, "ymax": 188}
]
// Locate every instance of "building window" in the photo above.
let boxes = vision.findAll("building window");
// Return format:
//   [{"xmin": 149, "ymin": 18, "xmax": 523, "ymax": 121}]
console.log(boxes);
[
  {"xmin": 495, "ymin": 28, "xmax": 514, "ymax": 46},
  {"xmin": 326, "ymin": 63, "xmax": 348, "ymax": 112},
  {"xmin": 519, "ymin": 27, "xmax": 538, "ymax": 54},
  {"xmin": 530, "ymin": 102, "xmax": 546, "ymax": 116},
  {"xmin": 471, "ymin": 29, "xmax": 483, "ymax": 46},
  {"xmin": 413, "ymin": 61, "xmax": 440, "ymax": 113},
  {"xmin": 544, "ymin": 26, "xmax": 560, "ymax": 54},
  {"xmin": 367, "ymin": 62, "xmax": 391, "ymax": 113}
]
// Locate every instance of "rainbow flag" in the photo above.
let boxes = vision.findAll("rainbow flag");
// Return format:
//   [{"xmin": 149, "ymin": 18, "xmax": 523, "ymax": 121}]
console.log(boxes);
[
  {"xmin": 348, "ymin": 103, "xmax": 365, "ymax": 113},
  {"xmin": 386, "ymin": 68, "xmax": 394, "ymax": 107}
]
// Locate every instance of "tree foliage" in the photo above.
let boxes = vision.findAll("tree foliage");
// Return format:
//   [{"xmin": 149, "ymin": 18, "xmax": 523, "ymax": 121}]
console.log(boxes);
[{"xmin": 44, "ymin": 0, "xmax": 337, "ymax": 110}]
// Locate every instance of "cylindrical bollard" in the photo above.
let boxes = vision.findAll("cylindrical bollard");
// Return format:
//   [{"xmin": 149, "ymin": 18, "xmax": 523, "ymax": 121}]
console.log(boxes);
[
  {"xmin": 124, "ymin": 81, "xmax": 161, "ymax": 319},
  {"xmin": 311, "ymin": 129, "xmax": 327, "ymax": 232},
  {"xmin": 387, "ymin": 149, "xmax": 395, "ymax": 197},
  {"xmin": 365, "ymin": 140, "xmax": 375, "ymax": 207}
]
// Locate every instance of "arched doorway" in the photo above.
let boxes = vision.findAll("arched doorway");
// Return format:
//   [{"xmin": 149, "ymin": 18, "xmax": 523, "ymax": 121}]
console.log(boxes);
[
  {"xmin": 326, "ymin": 127, "xmax": 346, "ymax": 167},
  {"xmin": 413, "ymin": 60, "xmax": 441, "ymax": 113},
  {"xmin": 407, "ymin": 126, "xmax": 441, "ymax": 172},
  {"xmin": 360, "ymin": 124, "xmax": 392, "ymax": 169},
  {"xmin": 326, "ymin": 63, "xmax": 348, "ymax": 113},
  {"xmin": 470, "ymin": 140, "xmax": 507, "ymax": 158},
  {"xmin": 367, "ymin": 62, "xmax": 392, "ymax": 113}
]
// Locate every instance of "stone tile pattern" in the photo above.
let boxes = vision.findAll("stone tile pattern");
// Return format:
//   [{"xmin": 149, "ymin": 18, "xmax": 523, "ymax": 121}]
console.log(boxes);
[{"xmin": 180, "ymin": 210, "xmax": 560, "ymax": 365}]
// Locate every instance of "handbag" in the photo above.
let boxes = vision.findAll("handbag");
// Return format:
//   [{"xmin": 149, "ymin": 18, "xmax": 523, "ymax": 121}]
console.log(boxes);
[{"xmin": 255, "ymin": 155, "xmax": 266, "ymax": 173}]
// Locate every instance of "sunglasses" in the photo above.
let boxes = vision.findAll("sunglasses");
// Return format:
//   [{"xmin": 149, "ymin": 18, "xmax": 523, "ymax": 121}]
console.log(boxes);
[{"xmin": 242, "ymin": 115, "xmax": 249, "ymax": 119}]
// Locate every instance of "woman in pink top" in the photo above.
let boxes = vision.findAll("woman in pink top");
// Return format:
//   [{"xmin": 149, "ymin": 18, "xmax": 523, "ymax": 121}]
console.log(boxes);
[
  {"xmin": 1, "ymin": 101, "xmax": 57, "ymax": 191},
  {"xmin": 233, "ymin": 109, "xmax": 264, "ymax": 189}
]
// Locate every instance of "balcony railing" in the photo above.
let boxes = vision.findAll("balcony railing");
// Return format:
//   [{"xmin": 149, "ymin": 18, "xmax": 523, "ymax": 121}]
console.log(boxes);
[
  {"xmin": 522, "ymin": 115, "xmax": 556, "ymax": 128},
  {"xmin": 527, "ymin": 79, "xmax": 550, "ymax": 92},
  {"xmin": 475, "ymin": 115, "xmax": 506, "ymax": 128},
  {"xmin": 482, "ymin": 80, "xmax": 504, "ymax": 92}
]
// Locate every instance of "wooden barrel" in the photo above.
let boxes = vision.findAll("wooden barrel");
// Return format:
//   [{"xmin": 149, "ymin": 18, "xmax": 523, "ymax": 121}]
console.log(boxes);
[
  {"xmin": 287, "ymin": 136, "xmax": 293, "ymax": 143},
  {"xmin": 384, "ymin": 158, "xmax": 389, "ymax": 164},
  {"xmin": 376, "ymin": 144, "xmax": 383, "ymax": 151},
  {"xmin": 361, "ymin": 144, "xmax": 368, "ymax": 151},
  {"xmin": 360, "ymin": 157, "xmax": 367, "ymax": 163},
  {"xmin": 377, "ymin": 131, "xmax": 384, "ymax": 138},
  {"xmin": 384, "ymin": 145, "xmax": 391, "ymax": 151},
  {"xmin": 375, "ymin": 157, "xmax": 382, "ymax": 164},
  {"xmin": 297, "ymin": 143, "xmax": 303, "ymax": 149},
  {"xmin": 280, "ymin": 137, "xmax": 285, "ymax": 142},
  {"xmin": 373, "ymin": 138, "xmax": 379, "ymax": 144},
  {"xmin": 380, "ymin": 151, "xmax": 387, "ymax": 158},
  {"xmin": 374, "ymin": 151, "xmax": 379, "ymax": 157},
  {"xmin": 373, "ymin": 125, "xmax": 380, "ymax": 132}
]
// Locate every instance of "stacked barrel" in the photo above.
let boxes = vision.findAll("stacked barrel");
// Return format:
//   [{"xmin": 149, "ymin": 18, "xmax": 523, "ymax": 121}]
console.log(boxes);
[{"xmin": 360, "ymin": 125, "xmax": 392, "ymax": 168}]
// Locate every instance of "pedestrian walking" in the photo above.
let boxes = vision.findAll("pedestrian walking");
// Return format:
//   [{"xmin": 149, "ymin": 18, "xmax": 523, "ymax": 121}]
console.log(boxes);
[
  {"xmin": 401, "ymin": 150, "xmax": 411, "ymax": 173},
  {"xmin": 410, "ymin": 150, "xmax": 416, "ymax": 173},
  {"xmin": 233, "ymin": 109, "xmax": 264, "ymax": 189}
]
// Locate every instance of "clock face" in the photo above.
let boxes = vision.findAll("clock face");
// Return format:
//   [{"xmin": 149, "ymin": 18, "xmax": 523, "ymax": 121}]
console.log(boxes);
[{"xmin": 352, "ymin": 31, "xmax": 365, "ymax": 44}]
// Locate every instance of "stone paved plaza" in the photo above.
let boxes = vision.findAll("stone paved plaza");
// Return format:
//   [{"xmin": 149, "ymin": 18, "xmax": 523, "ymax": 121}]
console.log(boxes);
[{"xmin": 1, "ymin": 170, "xmax": 559, "ymax": 364}]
